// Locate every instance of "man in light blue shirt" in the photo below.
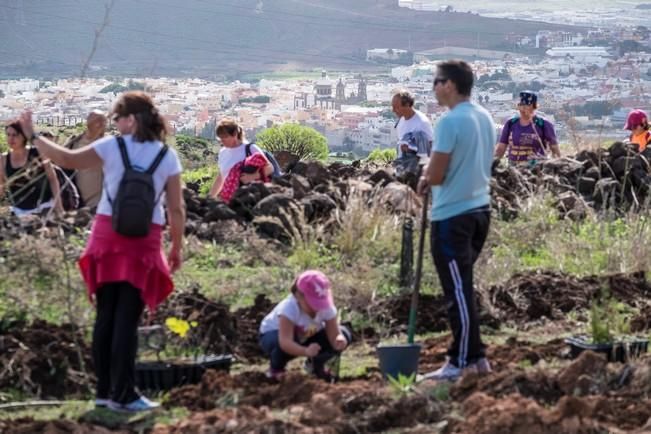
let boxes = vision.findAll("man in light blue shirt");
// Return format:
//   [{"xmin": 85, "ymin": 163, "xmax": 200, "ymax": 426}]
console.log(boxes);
[{"xmin": 418, "ymin": 60, "xmax": 496, "ymax": 381}]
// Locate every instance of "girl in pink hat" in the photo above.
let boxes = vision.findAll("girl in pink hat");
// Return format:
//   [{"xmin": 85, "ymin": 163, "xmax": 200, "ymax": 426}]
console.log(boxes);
[{"xmin": 259, "ymin": 270, "xmax": 351, "ymax": 381}]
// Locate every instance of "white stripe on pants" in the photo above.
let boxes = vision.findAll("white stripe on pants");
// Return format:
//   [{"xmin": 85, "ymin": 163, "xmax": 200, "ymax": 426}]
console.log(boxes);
[{"xmin": 449, "ymin": 259, "xmax": 470, "ymax": 368}]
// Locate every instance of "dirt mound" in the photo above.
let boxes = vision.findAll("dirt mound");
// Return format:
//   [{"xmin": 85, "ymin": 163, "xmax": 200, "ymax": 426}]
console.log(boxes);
[
  {"xmin": 0, "ymin": 320, "xmax": 93, "ymax": 399},
  {"xmin": 151, "ymin": 406, "xmax": 306, "ymax": 434},
  {"xmin": 452, "ymin": 392, "xmax": 608, "ymax": 434},
  {"xmin": 0, "ymin": 418, "xmax": 125, "ymax": 434},
  {"xmin": 487, "ymin": 271, "xmax": 650, "ymax": 323},
  {"xmin": 377, "ymin": 293, "xmax": 500, "ymax": 336},
  {"xmin": 232, "ymin": 294, "xmax": 275, "ymax": 361},
  {"xmin": 164, "ymin": 370, "xmax": 442, "ymax": 433}
]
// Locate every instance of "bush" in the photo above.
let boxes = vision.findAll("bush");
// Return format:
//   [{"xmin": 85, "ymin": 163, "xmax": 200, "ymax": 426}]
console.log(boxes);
[
  {"xmin": 256, "ymin": 124, "xmax": 328, "ymax": 161},
  {"xmin": 174, "ymin": 134, "xmax": 217, "ymax": 169},
  {"xmin": 367, "ymin": 148, "xmax": 396, "ymax": 164},
  {"xmin": 182, "ymin": 165, "xmax": 218, "ymax": 196}
]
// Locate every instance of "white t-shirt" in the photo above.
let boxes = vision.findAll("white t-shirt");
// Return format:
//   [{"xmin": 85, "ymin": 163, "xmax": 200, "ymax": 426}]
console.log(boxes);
[
  {"xmin": 259, "ymin": 294, "xmax": 337, "ymax": 343},
  {"xmin": 217, "ymin": 142, "xmax": 263, "ymax": 178},
  {"xmin": 92, "ymin": 134, "xmax": 183, "ymax": 225},
  {"xmin": 396, "ymin": 109, "xmax": 434, "ymax": 150}
]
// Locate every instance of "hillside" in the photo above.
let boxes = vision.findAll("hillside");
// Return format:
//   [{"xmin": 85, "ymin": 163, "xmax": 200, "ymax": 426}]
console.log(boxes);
[{"xmin": 0, "ymin": 0, "xmax": 581, "ymax": 77}]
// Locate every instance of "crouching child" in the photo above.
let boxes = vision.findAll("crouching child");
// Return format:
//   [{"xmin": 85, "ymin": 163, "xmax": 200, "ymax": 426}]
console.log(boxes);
[{"xmin": 259, "ymin": 270, "xmax": 351, "ymax": 381}]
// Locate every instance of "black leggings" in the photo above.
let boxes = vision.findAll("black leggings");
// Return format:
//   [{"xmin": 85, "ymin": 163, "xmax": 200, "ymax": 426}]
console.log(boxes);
[{"xmin": 92, "ymin": 281, "xmax": 144, "ymax": 404}]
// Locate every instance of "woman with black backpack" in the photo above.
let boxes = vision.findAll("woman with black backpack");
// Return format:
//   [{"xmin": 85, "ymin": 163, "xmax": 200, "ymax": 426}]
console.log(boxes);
[{"xmin": 17, "ymin": 91, "xmax": 186, "ymax": 412}]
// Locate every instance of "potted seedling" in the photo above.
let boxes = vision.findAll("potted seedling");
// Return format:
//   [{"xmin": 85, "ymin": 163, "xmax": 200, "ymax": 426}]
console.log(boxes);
[
  {"xmin": 565, "ymin": 290, "xmax": 648, "ymax": 363},
  {"xmin": 135, "ymin": 317, "xmax": 232, "ymax": 391}
]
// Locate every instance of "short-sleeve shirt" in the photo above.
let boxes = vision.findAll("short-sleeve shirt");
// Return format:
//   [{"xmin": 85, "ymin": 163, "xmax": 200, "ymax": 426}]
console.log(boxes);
[
  {"xmin": 259, "ymin": 294, "xmax": 337, "ymax": 343},
  {"xmin": 396, "ymin": 110, "xmax": 434, "ymax": 155},
  {"xmin": 92, "ymin": 134, "xmax": 183, "ymax": 225},
  {"xmin": 499, "ymin": 117, "xmax": 558, "ymax": 162},
  {"xmin": 430, "ymin": 101, "xmax": 496, "ymax": 221},
  {"xmin": 217, "ymin": 142, "xmax": 263, "ymax": 178}
]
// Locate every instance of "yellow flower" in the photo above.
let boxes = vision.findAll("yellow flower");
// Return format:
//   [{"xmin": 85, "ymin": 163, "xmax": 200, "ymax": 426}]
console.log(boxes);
[{"xmin": 166, "ymin": 317, "xmax": 193, "ymax": 338}]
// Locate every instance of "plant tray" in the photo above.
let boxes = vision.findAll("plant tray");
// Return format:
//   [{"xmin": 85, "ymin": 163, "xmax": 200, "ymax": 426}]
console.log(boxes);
[
  {"xmin": 565, "ymin": 336, "xmax": 648, "ymax": 363},
  {"xmin": 135, "ymin": 354, "xmax": 233, "ymax": 391}
]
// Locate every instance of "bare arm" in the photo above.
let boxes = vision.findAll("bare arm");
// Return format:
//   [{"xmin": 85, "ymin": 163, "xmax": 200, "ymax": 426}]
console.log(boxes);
[
  {"xmin": 18, "ymin": 111, "xmax": 102, "ymax": 170},
  {"xmin": 278, "ymin": 315, "xmax": 309, "ymax": 357},
  {"xmin": 325, "ymin": 317, "xmax": 347, "ymax": 351},
  {"xmin": 494, "ymin": 142, "xmax": 507, "ymax": 158},
  {"xmin": 417, "ymin": 151, "xmax": 451, "ymax": 195},
  {"xmin": 208, "ymin": 173, "xmax": 223, "ymax": 198},
  {"xmin": 550, "ymin": 144, "xmax": 561, "ymax": 158},
  {"xmin": 165, "ymin": 173, "xmax": 185, "ymax": 273}
]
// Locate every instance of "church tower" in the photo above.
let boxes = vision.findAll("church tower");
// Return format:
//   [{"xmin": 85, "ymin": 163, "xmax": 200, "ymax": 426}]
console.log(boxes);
[{"xmin": 357, "ymin": 78, "xmax": 367, "ymax": 102}]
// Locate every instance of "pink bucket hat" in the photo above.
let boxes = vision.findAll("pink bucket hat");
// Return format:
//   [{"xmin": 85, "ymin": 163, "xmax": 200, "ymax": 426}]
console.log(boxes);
[
  {"xmin": 624, "ymin": 109, "xmax": 648, "ymax": 130},
  {"xmin": 296, "ymin": 270, "xmax": 334, "ymax": 311}
]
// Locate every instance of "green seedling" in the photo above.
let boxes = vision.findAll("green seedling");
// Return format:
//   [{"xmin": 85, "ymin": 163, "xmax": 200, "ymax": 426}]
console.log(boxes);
[{"xmin": 387, "ymin": 372, "xmax": 416, "ymax": 397}]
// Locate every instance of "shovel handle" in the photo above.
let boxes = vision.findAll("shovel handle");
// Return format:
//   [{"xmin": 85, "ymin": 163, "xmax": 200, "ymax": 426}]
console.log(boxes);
[{"xmin": 407, "ymin": 191, "xmax": 429, "ymax": 344}]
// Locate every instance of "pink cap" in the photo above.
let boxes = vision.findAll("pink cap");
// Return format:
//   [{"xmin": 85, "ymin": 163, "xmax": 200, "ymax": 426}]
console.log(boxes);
[
  {"xmin": 296, "ymin": 270, "xmax": 334, "ymax": 311},
  {"xmin": 624, "ymin": 109, "xmax": 648, "ymax": 130}
]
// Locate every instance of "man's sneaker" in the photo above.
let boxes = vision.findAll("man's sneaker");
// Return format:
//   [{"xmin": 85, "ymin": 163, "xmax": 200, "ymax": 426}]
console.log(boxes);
[
  {"xmin": 108, "ymin": 396, "xmax": 160, "ymax": 412},
  {"xmin": 94, "ymin": 398, "xmax": 112, "ymax": 408},
  {"xmin": 420, "ymin": 360, "xmax": 462, "ymax": 381},
  {"xmin": 265, "ymin": 368, "xmax": 286, "ymax": 380},
  {"xmin": 472, "ymin": 357, "xmax": 492, "ymax": 374}
]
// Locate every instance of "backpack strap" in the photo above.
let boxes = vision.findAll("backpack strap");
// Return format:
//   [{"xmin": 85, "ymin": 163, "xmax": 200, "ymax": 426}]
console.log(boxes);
[
  {"xmin": 146, "ymin": 145, "xmax": 169, "ymax": 175},
  {"xmin": 116, "ymin": 136, "xmax": 132, "ymax": 170},
  {"xmin": 245, "ymin": 143, "xmax": 252, "ymax": 157}
]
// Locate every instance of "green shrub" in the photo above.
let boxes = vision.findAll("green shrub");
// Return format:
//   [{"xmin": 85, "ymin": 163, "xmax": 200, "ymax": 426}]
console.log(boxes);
[
  {"xmin": 174, "ymin": 134, "xmax": 218, "ymax": 169},
  {"xmin": 182, "ymin": 165, "xmax": 218, "ymax": 196},
  {"xmin": 256, "ymin": 123, "xmax": 328, "ymax": 161},
  {"xmin": 366, "ymin": 148, "xmax": 396, "ymax": 164}
]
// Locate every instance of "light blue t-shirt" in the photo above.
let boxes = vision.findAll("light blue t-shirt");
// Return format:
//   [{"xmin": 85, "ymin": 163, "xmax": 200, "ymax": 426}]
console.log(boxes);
[{"xmin": 430, "ymin": 101, "xmax": 496, "ymax": 221}]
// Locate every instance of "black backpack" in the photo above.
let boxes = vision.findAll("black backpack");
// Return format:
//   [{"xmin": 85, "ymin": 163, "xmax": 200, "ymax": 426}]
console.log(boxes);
[
  {"xmin": 245, "ymin": 143, "xmax": 283, "ymax": 178},
  {"xmin": 107, "ymin": 136, "xmax": 169, "ymax": 237}
]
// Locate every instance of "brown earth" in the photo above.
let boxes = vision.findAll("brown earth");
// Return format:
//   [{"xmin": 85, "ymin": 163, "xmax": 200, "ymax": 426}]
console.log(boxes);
[
  {"xmin": 0, "ymin": 320, "xmax": 93, "ymax": 399},
  {"xmin": 486, "ymin": 270, "xmax": 651, "ymax": 323},
  {"xmin": 3, "ymin": 269, "xmax": 651, "ymax": 432}
]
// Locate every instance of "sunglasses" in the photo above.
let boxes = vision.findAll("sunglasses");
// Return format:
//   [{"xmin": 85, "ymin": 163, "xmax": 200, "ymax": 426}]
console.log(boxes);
[
  {"xmin": 112, "ymin": 114, "xmax": 125, "ymax": 122},
  {"xmin": 433, "ymin": 77, "xmax": 449, "ymax": 86}
]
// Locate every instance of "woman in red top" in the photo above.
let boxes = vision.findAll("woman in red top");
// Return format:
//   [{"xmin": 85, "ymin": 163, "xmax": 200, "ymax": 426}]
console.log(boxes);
[{"xmin": 17, "ymin": 91, "xmax": 185, "ymax": 412}]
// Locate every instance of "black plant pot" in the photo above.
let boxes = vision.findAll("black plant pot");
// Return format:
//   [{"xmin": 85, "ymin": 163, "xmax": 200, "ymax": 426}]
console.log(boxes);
[
  {"xmin": 565, "ymin": 336, "xmax": 648, "ymax": 363},
  {"xmin": 135, "ymin": 354, "xmax": 233, "ymax": 391},
  {"xmin": 376, "ymin": 343, "xmax": 421, "ymax": 380}
]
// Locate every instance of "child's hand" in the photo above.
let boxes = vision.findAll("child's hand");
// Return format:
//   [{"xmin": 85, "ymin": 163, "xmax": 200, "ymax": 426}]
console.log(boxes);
[
  {"xmin": 334, "ymin": 334, "xmax": 348, "ymax": 351},
  {"xmin": 305, "ymin": 343, "xmax": 321, "ymax": 357}
]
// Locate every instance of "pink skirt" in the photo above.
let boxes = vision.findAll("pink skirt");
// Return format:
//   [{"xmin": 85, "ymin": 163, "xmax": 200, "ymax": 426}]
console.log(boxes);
[{"xmin": 78, "ymin": 214, "xmax": 174, "ymax": 311}]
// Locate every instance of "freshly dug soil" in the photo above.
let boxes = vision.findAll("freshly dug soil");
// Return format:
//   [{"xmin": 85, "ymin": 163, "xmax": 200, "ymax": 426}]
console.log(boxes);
[{"xmin": 0, "ymin": 320, "xmax": 93, "ymax": 399}]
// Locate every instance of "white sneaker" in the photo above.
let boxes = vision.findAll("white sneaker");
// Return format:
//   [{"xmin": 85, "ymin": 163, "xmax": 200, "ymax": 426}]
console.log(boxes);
[
  {"xmin": 94, "ymin": 398, "xmax": 112, "ymax": 408},
  {"xmin": 108, "ymin": 396, "xmax": 160, "ymax": 412},
  {"xmin": 420, "ymin": 360, "xmax": 462, "ymax": 381}
]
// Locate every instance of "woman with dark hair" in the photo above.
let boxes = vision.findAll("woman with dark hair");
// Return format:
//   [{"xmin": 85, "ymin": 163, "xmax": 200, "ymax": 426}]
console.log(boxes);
[
  {"xmin": 0, "ymin": 120, "xmax": 63, "ymax": 216},
  {"xmin": 208, "ymin": 118, "xmax": 273, "ymax": 201},
  {"xmin": 17, "ymin": 91, "xmax": 186, "ymax": 412}
]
